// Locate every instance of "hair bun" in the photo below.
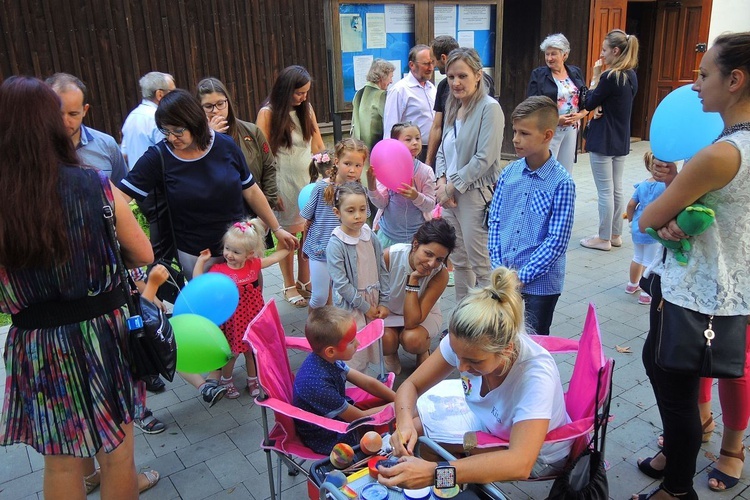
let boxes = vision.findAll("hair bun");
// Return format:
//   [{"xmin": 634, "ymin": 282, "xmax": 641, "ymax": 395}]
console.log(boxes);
[{"xmin": 488, "ymin": 267, "xmax": 519, "ymax": 302}]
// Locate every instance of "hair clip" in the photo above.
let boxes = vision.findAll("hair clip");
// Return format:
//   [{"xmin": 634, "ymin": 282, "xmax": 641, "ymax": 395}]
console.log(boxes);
[
  {"xmin": 312, "ymin": 152, "xmax": 331, "ymax": 164},
  {"xmin": 233, "ymin": 222, "xmax": 247, "ymax": 233}
]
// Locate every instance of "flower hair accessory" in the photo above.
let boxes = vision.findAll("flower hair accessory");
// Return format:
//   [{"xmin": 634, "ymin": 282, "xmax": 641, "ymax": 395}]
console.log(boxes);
[{"xmin": 312, "ymin": 152, "xmax": 331, "ymax": 164}]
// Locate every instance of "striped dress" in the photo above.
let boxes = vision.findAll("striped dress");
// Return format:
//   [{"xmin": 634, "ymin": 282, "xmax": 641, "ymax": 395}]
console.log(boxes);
[{"xmin": 0, "ymin": 166, "xmax": 142, "ymax": 457}]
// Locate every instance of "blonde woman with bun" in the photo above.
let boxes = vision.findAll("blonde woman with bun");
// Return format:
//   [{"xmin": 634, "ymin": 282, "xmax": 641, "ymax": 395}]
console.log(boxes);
[{"xmin": 377, "ymin": 268, "xmax": 572, "ymax": 489}]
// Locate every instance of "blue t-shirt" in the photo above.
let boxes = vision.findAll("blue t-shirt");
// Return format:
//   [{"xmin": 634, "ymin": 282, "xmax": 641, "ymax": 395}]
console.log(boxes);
[
  {"xmin": 631, "ymin": 179, "xmax": 666, "ymax": 245},
  {"xmin": 119, "ymin": 132, "xmax": 254, "ymax": 255},
  {"xmin": 292, "ymin": 353, "xmax": 357, "ymax": 454}
]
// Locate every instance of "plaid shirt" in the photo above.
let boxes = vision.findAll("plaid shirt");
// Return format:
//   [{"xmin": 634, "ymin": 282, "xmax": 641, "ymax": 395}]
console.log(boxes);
[{"xmin": 487, "ymin": 155, "xmax": 575, "ymax": 295}]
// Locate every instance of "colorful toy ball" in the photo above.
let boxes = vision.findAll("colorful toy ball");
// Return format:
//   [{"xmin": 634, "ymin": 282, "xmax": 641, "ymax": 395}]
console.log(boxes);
[
  {"xmin": 360, "ymin": 431, "xmax": 383, "ymax": 454},
  {"xmin": 330, "ymin": 442, "xmax": 355, "ymax": 469},
  {"xmin": 324, "ymin": 470, "xmax": 347, "ymax": 488}
]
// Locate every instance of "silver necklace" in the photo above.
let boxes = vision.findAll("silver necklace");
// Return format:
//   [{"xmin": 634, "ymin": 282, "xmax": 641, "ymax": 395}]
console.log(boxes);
[{"xmin": 715, "ymin": 121, "xmax": 750, "ymax": 142}]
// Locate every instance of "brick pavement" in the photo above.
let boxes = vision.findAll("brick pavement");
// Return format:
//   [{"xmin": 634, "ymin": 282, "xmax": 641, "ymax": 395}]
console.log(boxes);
[{"xmin": 2, "ymin": 140, "xmax": 748, "ymax": 499}]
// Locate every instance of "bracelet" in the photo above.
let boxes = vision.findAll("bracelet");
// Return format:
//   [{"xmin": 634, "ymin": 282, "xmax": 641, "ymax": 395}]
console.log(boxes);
[
  {"xmin": 405, "ymin": 285, "xmax": 420, "ymax": 293},
  {"xmin": 272, "ymin": 226, "xmax": 283, "ymax": 233}
]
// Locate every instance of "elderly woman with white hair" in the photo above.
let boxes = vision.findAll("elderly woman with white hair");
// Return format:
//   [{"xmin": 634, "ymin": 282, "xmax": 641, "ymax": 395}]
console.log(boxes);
[
  {"xmin": 527, "ymin": 33, "xmax": 587, "ymax": 174},
  {"xmin": 352, "ymin": 58, "xmax": 395, "ymax": 150}
]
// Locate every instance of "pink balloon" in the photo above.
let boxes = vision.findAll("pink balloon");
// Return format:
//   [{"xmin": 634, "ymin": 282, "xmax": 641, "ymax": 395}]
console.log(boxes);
[{"xmin": 370, "ymin": 139, "xmax": 413, "ymax": 191}]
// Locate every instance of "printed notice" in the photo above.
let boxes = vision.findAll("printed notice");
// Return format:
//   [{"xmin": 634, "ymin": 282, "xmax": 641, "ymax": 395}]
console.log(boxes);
[
  {"xmin": 434, "ymin": 5, "xmax": 457, "ymax": 38},
  {"xmin": 458, "ymin": 5, "xmax": 490, "ymax": 31},
  {"xmin": 457, "ymin": 31, "xmax": 475, "ymax": 49},
  {"xmin": 353, "ymin": 55, "xmax": 374, "ymax": 91},
  {"xmin": 385, "ymin": 4, "xmax": 414, "ymax": 33},
  {"xmin": 366, "ymin": 13, "xmax": 386, "ymax": 49},
  {"xmin": 340, "ymin": 14, "xmax": 363, "ymax": 52}
]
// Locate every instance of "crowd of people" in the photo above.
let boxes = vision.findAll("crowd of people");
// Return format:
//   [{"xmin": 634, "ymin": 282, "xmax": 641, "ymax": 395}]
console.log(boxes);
[{"xmin": 0, "ymin": 27, "xmax": 748, "ymax": 500}]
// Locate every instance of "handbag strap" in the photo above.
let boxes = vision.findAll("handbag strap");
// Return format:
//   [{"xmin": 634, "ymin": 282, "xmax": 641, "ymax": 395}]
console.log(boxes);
[
  {"xmin": 154, "ymin": 145, "xmax": 181, "ymax": 263},
  {"xmin": 100, "ymin": 186, "xmax": 137, "ymax": 315}
]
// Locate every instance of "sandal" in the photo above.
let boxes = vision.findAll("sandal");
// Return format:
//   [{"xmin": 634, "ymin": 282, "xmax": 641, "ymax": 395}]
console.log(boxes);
[
  {"xmin": 84, "ymin": 469, "xmax": 100, "ymax": 494},
  {"xmin": 138, "ymin": 469, "xmax": 160, "ymax": 493},
  {"xmin": 707, "ymin": 445, "xmax": 745, "ymax": 491},
  {"xmin": 134, "ymin": 411, "xmax": 166, "ymax": 434},
  {"xmin": 637, "ymin": 451, "xmax": 665, "ymax": 479},
  {"xmin": 220, "ymin": 377, "xmax": 241, "ymax": 399},
  {"xmin": 247, "ymin": 377, "xmax": 260, "ymax": 397},
  {"xmin": 295, "ymin": 280, "xmax": 312, "ymax": 298},
  {"xmin": 658, "ymin": 414, "xmax": 714, "ymax": 448},
  {"xmin": 282, "ymin": 286, "xmax": 308, "ymax": 308}
]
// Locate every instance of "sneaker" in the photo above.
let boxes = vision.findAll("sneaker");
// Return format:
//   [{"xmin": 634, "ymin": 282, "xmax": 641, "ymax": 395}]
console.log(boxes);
[
  {"xmin": 638, "ymin": 293, "xmax": 652, "ymax": 305},
  {"xmin": 447, "ymin": 271, "xmax": 455, "ymax": 287},
  {"xmin": 200, "ymin": 379, "xmax": 227, "ymax": 407},
  {"xmin": 134, "ymin": 410, "xmax": 166, "ymax": 434},
  {"xmin": 144, "ymin": 375, "xmax": 165, "ymax": 393},
  {"xmin": 219, "ymin": 378, "xmax": 241, "ymax": 399},
  {"xmin": 625, "ymin": 282, "xmax": 641, "ymax": 294},
  {"xmin": 247, "ymin": 378, "xmax": 260, "ymax": 397}
]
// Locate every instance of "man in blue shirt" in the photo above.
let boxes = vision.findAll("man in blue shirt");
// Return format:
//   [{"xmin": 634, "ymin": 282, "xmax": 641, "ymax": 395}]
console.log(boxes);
[
  {"xmin": 45, "ymin": 73, "xmax": 127, "ymax": 184},
  {"xmin": 487, "ymin": 96, "xmax": 575, "ymax": 335}
]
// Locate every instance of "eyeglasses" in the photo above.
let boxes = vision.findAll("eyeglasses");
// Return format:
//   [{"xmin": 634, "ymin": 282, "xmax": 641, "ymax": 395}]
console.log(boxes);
[
  {"xmin": 159, "ymin": 127, "xmax": 187, "ymax": 138},
  {"xmin": 201, "ymin": 99, "xmax": 228, "ymax": 112}
]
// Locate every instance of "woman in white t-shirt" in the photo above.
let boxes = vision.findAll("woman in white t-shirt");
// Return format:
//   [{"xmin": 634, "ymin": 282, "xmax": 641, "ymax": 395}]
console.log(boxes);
[{"xmin": 378, "ymin": 267, "xmax": 571, "ymax": 489}]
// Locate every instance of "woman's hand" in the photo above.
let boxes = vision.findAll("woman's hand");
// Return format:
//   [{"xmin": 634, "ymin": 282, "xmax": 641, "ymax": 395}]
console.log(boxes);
[
  {"xmin": 275, "ymin": 228, "xmax": 299, "ymax": 250},
  {"xmin": 390, "ymin": 425, "xmax": 418, "ymax": 457},
  {"xmin": 397, "ymin": 182, "xmax": 418, "ymax": 200},
  {"xmin": 656, "ymin": 218, "xmax": 687, "ymax": 242},
  {"xmin": 365, "ymin": 306, "xmax": 379, "ymax": 321},
  {"xmin": 378, "ymin": 456, "xmax": 435, "ymax": 489},
  {"xmin": 376, "ymin": 305, "xmax": 390, "ymax": 319},
  {"xmin": 591, "ymin": 106, "xmax": 603, "ymax": 120},
  {"xmin": 208, "ymin": 115, "xmax": 229, "ymax": 133},
  {"xmin": 652, "ymin": 159, "xmax": 678, "ymax": 185},
  {"xmin": 435, "ymin": 182, "xmax": 456, "ymax": 206},
  {"xmin": 558, "ymin": 114, "xmax": 572, "ymax": 127}
]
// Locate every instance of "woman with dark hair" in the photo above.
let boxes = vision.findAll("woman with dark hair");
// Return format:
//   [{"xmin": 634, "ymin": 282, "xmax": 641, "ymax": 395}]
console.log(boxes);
[
  {"xmin": 435, "ymin": 47, "xmax": 504, "ymax": 301},
  {"xmin": 196, "ymin": 77, "xmax": 278, "ymax": 209},
  {"xmin": 634, "ymin": 32, "xmax": 750, "ymax": 500},
  {"xmin": 580, "ymin": 29, "xmax": 639, "ymax": 251},
  {"xmin": 257, "ymin": 65, "xmax": 325, "ymax": 307},
  {"xmin": 381, "ymin": 219, "xmax": 456, "ymax": 374},
  {"xmin": 0, "ymin": 76, "xmax": 153, "ymax": 498},
  {"xmin": 119, "ymin": 89, "xmax": 297, "ymax": 279},
  {"xmin": 527, "ymin": 33, "xmax": 587, "ymax": 173}
]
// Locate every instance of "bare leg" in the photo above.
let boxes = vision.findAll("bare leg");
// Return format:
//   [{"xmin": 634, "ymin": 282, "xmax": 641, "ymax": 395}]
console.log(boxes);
[
  {"xmin": 244, "ymin": 352, "xmax": 257, "ymax": 378},
  {"xmin": 400, "ymin": 326, "xmax": 431, "ymax": 367},
  {"xmin": 221, "ymin": 357, "xmax": 238, "ymax": 380},
  {"xmin": 629, "ymin": 261, "xmax": 644, "ymax": 285},
  {"xmin": 96, "ymin": 422, "xmax": 139, "ymax": 500},
  {"xmin": 44, "ymin": 455, "xmax": 87, "ymax": 500}
]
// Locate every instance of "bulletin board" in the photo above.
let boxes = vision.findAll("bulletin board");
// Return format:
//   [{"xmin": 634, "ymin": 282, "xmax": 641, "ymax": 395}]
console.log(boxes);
[{"xmin": 325, "ymin": 0, "xmax": 503, "ymax": 113}]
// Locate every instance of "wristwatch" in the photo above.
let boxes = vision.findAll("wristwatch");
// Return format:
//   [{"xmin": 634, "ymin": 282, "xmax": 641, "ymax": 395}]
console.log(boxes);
[{"xmin": 434, "ymin": 461, "xmax": 456, "ymax": 489}]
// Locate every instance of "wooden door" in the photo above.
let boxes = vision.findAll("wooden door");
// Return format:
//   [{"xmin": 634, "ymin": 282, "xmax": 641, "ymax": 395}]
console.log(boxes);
[
  {"xmin": 646, "ymin": 0, "xmax": 713, "ymax": 137},
  {"xmin": 587, "ymin": 0, "xmax": 628, "ymax": 83}
]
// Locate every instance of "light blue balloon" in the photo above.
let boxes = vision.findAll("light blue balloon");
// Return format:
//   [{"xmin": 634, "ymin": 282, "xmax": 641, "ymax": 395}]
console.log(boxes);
[
  {"xmin": 650, "ymin": 84, "xmax": 723, "ymax": 162},
  {"xmin": 173, "ymin": 272, "xmax": 239, "ymax": 326},
  {"xmin": 298, "ymin": 182, "xmax": 316, "ymax": 210}
]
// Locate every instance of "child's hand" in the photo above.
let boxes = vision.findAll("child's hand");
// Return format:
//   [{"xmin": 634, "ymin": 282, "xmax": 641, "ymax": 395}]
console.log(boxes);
[
  {"xmin": 208, "ymin": 114, "xmax": 229, "ymax": 133},
  {"xmin": 147, "ymin": 264, "xmax": 170, "ymax": 288},
  {"xmin": 365, "ymin": 306, "xmax": 379, "ymax": 320},
  {"xmin": 396, "ymin": 182, "xmax": 418, "ymax": 200},
  {"xmin": 196, "ymin": 249, "xmax": 212, "ymax": 262},
  {"xmin": 366, "ymin": 166, "xmax": 377, "ymax": 189},
  {"xmin": 376, "ymin": 306, "xmax": 390, "ymax": 319}
]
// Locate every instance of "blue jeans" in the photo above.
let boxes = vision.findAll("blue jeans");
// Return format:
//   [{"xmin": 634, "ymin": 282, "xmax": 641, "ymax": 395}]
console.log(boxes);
[{"xmin": 522, "ymin": 293, "xmax": 560, "ymax": 335}]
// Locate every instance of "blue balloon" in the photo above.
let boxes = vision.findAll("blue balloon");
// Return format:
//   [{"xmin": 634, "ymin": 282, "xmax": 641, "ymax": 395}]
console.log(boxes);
[
  {"xmin": 298, "ymin": 182, "xmax": 316, "ymax": 210},
  {"xmin": 650, "ymin": 84, "xmax": 724, "ymax": 162},
  {"xmin": 173, "ymin": 273, "xmax": 239, "ymax": 326}
]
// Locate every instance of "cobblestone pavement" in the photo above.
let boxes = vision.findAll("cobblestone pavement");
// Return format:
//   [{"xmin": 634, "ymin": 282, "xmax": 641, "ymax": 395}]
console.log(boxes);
[{"xmin": 1, "ymin": 140, "xmax": 747, "ymax": 499}]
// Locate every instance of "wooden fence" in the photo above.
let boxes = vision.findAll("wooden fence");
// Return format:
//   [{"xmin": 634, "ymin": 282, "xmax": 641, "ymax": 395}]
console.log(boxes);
[{"xmin": 0, "ymin": 0, "xmax": 330, "ymax": 142}]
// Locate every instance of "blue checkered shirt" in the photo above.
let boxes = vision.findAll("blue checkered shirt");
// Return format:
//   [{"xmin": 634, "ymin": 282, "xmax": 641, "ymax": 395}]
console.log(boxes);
[{"xmin": 487, "ymin": 155, "xmax": 575, "ymax": 295}]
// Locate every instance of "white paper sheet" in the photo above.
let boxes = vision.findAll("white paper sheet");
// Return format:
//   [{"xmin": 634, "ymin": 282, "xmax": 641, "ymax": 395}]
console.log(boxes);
[
  {"xmin": 457, "ymin": 31, "xmax": 475, "ymax": 49},
  {"xmin": 340, "ymin": 14, "xmax": 364, "ymax": 52},
  {"xmin": 385, "ymin": 4, "xmax": 414, "ymax": 33},
  {"xmin": 416, "ymin": 379, "xmax": 483, "ymax": 444},
  {"xmin": 458, "ymin": 5, "xmax": 491, "ymax": 31},
  {"xmin": 353, "ymin": 55, "xmax": 374, "ymax": 91},
  {"xmin": 365, "ymin": 13, "xmax": 387, "ymax": 49},
  {"xmin": 434, "ymin": 5, "xmax": 457, "ymax": 38}
]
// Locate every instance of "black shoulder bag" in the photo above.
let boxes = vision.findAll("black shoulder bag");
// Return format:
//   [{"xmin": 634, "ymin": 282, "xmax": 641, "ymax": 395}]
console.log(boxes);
[{"xmin": 101, "ymin": 188, "xmax": 177, "ymax": 382}]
